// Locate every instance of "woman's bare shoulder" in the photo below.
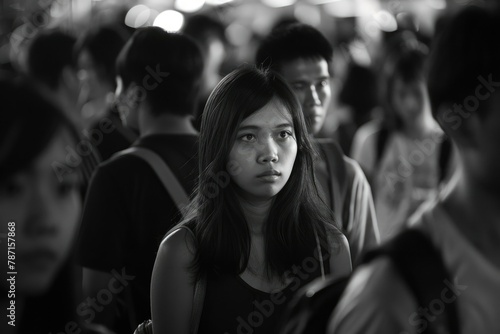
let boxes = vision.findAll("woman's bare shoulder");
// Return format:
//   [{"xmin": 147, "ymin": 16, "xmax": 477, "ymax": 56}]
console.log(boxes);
[{"xmin": 157, "ymin": 226, "xmax": 197, "ymax": 267}]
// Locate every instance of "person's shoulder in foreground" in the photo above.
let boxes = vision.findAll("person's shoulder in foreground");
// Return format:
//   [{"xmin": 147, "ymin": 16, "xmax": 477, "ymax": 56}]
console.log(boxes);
[
  {"xmin": 328, "ymin": 4, "xmax": 500, "ymax": 334},
  {"xmin": 328, "ymin": 190, "xmax": 500, "ymax": 333}
]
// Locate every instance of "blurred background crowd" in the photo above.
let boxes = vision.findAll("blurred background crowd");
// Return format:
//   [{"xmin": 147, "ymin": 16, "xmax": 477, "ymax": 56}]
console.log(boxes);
[
  {"xmin": 1, "ymin": 0, "xmax": 499, "ymax": 333},
  {"xmin": 0, "ymin": 0, "xmax": 481, "ymax": 145}
]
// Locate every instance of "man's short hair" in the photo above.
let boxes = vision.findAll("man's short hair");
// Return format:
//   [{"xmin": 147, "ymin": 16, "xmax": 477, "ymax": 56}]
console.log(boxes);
[
  {"xmin": 427, "ymin": 6, "xmax": 500, "ymax": 123},
  {"xmin": 255, "ymin": 23, "xmax": 333, "ymax": 75},
  {"xmin": 26, "ymin": 29, "xmax": 76, "ymax": 90},
  {"xmin": 116, "ymin": 27, "xmax": 204, "ymax": 117}
]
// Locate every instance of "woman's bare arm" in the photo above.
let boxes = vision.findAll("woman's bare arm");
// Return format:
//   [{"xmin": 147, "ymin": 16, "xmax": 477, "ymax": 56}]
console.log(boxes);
[{"xmin": 151, "ymin": 228, "xmax": 196, "ymax": 334}]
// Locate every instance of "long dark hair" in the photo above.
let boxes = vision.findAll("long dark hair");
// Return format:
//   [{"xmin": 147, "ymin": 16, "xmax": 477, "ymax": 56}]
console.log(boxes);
[
  {"xmin": 178, "ymin": 66, "xmax": 341, "ymax": 281},
  {"xmin": 0, "ymin": 76, "xmax": 82, "ymax": 333}
]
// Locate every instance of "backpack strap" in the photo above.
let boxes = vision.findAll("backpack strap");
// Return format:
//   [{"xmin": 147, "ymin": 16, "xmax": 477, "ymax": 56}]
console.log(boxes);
[
  {"xmin": 315, "ymin": 139, "xmax": 348, "ymax": 231},
  {"xmin": 112, "ymin": 147, "xmax": 190, "ymax": 212},
  {"xmin": 438, "ymin": 135, "xmax": 452, "ymax": 183},
  {"xmin": 277, "ymin": 275, "xmax": 351, "ymax": 334},
  {"xmin": 374, "ymin": 125, "xmax": 390, "ymax": 170},
  {"xmin": 114, "ymin": 147, "xmax": 192, "ymax": 332},
  {"xmin": 363, "ymin": 229, "xmax": 460, "ymax": 334}
]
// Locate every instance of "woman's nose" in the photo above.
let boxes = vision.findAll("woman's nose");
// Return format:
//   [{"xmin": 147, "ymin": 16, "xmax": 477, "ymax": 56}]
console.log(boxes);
[{"xmin": 257, "ymin": 139, "xmax": 279, "ymax": 164}]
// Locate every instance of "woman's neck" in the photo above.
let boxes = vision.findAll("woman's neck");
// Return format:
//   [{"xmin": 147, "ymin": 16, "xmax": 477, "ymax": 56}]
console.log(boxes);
[{"xmin": 237, "ymin": 195, "xmax": 274, "ymax": 235}]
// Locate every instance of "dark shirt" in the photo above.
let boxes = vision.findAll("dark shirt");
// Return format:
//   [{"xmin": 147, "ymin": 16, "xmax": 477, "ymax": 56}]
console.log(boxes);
[
  {"xmin": 198, "ymin": 259, "xmax": 329, "ymax": 334},
  {"xmin": 77, "ymin": 134, "xmax": 198, "ymax": 332},
  {"xmin": 87, "ymin": 108, "xmax": 138, "ymax": 163}
]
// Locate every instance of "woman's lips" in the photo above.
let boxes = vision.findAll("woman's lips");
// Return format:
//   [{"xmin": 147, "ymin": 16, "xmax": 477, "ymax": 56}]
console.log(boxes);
[{"xmin": 257, "ymin": 170, "xmax": 281, "ymax": 182}]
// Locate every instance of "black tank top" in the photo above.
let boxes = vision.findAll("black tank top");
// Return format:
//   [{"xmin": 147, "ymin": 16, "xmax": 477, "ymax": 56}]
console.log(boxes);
[{"xmin": 198, "ymin": 260, "xmax": 329, "ymax": 334}]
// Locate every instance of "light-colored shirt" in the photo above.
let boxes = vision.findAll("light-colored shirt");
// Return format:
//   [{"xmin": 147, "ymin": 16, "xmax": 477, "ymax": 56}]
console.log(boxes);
[
  {"xmin": 315, "ymin": 139, "xmax": 380, "ymax": 266},
  {"xmin": 328, "ymin": 198, "xmax": 500, "ymax": 334},
  {"xmin": 351, "ymin": 121, "xmax": 447, "ymax": 241}
]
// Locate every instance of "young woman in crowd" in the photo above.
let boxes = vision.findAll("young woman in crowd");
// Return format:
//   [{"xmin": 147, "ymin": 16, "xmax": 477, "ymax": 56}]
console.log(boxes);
[{"xmin": 150, "ymin": 66, "xmax": 352, "ymax": 334}]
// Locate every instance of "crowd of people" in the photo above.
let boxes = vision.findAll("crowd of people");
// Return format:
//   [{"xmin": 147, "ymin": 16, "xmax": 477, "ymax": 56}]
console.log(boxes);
[{"xmin": 1, "ymin": 2, "xmax": 499, "ymax": 334}]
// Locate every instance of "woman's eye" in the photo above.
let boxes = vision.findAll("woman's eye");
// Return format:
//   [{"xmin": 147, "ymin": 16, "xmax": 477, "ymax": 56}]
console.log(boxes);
[
  {"xmin": 278, "ymin": 131, "xmax": 292, "ymax": 139},
  {"xmin": 240, "ymin": 134, "xmax": 256, "ymax": 142}
]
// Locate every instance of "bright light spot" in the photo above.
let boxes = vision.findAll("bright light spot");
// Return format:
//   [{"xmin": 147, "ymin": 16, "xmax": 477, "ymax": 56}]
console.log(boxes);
[
  {"xmin": 125, "ymin": 5, "xmax": 152, "ymax": 28},
  {"xmin": 374, "ymin": 10, "xmax": 398, "ymax": 32},
  {"xmin": 153, "ymin": 10, "xmax": 185, "ymax": 32},
  {"xmin": 324, "ymin": 0, "xmax": 357, "ymax": 18},
  {"xmin": 261, "ymin": 0, "xmax": 297, "ymax": 8},
  {"xmin": 206, "ymin": 0, "xmax": 234, "ymax": 5},
  {"xmin": 294, "ymin": 4, "xmax": 321, "ymax": 27},
  {"xmin": 175, "ymin": 0, "xmax": 205, "ymax": 13},
  {"xmin": 427, "ymin": 0, "xmax": 446, "ymax": 10},
  {"xmin": 225, "ymin": 23, "xmax": 252, "ymax": 46}
]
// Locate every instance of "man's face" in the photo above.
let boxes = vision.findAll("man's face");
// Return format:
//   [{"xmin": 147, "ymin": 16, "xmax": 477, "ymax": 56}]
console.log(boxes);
[{"xmin": 279, "ymin": 58, "xmax": 331, "ymax": 135}]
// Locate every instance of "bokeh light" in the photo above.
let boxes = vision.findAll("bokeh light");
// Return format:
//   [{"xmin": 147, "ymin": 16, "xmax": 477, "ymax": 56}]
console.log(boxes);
[
  {"xmin": 174, "ymin": 0, "xmax": 205, "ymax": 13},
  {"xmin": 153, "ymin": 10, "xmax": 185, "ymax": 32},
  {"xmin": 125, "ymin": 5, "xmax": 152, "ymax": 28}
]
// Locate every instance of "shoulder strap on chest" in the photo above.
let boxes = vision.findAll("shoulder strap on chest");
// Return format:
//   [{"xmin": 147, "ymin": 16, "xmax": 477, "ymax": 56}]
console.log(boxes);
[
  {"xmin": 316, "ymin": 139, "xmax": 348, "ymax": 230},
  {"xmin": 112, "ymin": 147, "xmax": 190, "ymax": 212},
  {"xmin": 438, "ymin": 135, "xmax": 452, "ymax": 182},
  {"xmin": 375, "ymin": 126, "xmax": 390, "ymax": 169}
]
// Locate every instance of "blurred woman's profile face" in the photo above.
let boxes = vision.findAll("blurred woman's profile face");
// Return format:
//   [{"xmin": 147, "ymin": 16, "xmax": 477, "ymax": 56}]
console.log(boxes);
[
  {"xmin": 0, "ymin": 130, "xmax": 81, "ymax": 295},
  {"xmin": 228, "ymin": 98, "xmax": 298, "ymax": 202}
]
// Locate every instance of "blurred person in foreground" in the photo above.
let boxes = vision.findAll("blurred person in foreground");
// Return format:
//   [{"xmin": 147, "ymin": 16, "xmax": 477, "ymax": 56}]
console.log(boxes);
[
  {"xmin": 0, "ymin": 77, "xmax": 110, "ymax": 334},
  {"xmin": 329, "ymin": 5, "xmax": 500, "ymax": 333}
]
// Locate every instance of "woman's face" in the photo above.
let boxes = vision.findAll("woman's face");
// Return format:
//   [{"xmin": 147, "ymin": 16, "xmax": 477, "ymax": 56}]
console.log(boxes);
[
  {"xmin": 392, "ymin": 76, "xmax": 427, "ymax": 124},
  {"xmin": 228, "ymin": 99, "xmax": 298, "ymax": 202},
  {"xmin": 0, "ymin": 130, "xmax": 81, "ymax": 295}
]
